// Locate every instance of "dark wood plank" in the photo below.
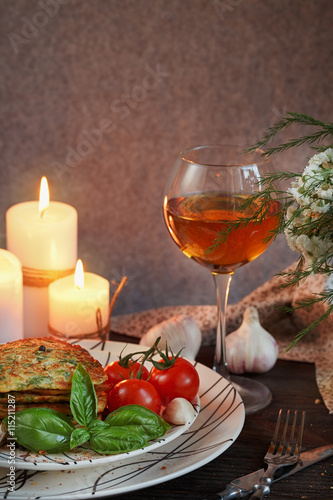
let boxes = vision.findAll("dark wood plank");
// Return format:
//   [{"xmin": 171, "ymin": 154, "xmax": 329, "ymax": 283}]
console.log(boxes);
[{"xmin": 108, "ymin": 333, "xmax": 333, "ymax": 500}]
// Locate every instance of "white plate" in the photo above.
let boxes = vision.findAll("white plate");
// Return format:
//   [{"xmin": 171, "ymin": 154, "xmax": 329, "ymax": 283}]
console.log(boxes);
[
  {"xmin": 0, "ymin": 340, "xmax": 245, "ymax": 499},
  {"xmin": 0, "ymin": 342, "xmax": 199, "ymax": 470}
]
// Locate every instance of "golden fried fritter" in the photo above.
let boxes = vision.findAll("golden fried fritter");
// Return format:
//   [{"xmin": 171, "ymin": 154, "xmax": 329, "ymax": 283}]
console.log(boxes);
[{"xmin": 0, "ymin": 337, "xmax": 107, "ymax": 392}]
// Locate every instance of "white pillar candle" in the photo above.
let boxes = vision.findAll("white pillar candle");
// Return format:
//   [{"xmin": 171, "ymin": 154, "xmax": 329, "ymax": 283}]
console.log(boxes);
[
  {"xmin": 0, "ymin": 249, "xmax": 23, "ymax": 343},
  {"xmin": 6, "ymin": 178, "xmax": 78, "ymax": 338},
  {"xmin": 49, "ymin": 260, "xmax": 110, "ymax": 339}
]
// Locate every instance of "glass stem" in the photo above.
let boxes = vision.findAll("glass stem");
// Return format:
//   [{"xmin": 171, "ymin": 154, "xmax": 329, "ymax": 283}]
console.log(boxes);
[{"xmin": 212, "ymin": 272, "xmax": 233, "ymax": 379}]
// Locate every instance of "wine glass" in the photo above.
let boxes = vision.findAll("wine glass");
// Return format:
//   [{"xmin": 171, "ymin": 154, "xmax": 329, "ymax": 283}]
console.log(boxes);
[{"xmin": 163, "ymin": 145, "xmax": 280, "ymax": 414}]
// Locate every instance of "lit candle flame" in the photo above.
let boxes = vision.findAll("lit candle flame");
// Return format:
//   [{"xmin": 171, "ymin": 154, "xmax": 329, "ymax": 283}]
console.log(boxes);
[
  {"xmin": 39, "ymin": 177, "xmax": 49, "ymax": 218},
  {"xmin": 74, "ymin": 259, "xmax": 84, "ymax": 290}
]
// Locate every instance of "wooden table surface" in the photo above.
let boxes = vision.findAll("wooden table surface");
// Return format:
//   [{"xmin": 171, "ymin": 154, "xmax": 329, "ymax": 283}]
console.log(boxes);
[{"xmin": 109, "ymin": 334, "xmax": 333, "ymax": 500}]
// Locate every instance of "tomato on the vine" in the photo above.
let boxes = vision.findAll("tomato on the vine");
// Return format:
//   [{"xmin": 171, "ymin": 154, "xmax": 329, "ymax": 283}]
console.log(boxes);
[
  {"xmin": 104, "ymin": 361, "xmax": 149, "ymax": 389},
  {"xmin": 108, "ymin": 379, "xmax": 162, "ymax": 414},
  {"xmin": 150, "ymin": 357, "xmax": 200, "ymax": 406}
]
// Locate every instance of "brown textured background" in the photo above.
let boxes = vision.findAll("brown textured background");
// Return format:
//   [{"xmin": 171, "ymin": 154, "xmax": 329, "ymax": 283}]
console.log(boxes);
[{"xmin": 0, "ymin": 0, "xmax": 332, "ymax": 316}]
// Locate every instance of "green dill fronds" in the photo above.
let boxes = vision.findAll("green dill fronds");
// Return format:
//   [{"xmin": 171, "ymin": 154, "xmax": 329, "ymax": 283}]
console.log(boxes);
[
  {"xmin": 284, "ymin": 297, "xmax": 333, "ymax": 351},
  {"xmin": 247, "ymin": 112, "xmax": 333, "ymax": 157}
]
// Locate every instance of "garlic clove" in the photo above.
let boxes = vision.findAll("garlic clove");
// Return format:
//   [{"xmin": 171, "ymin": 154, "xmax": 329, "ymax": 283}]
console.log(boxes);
[
  {"xmin": 162, "ymin": 397, "xmax": 196, "ymax": 425},
  {"xmin": 139, "ymin": 315, "xmax": 202, "ymax": 360},
  {"xmin": 226, "ymin": 306, "xmax": 279, "ymax": 374}
]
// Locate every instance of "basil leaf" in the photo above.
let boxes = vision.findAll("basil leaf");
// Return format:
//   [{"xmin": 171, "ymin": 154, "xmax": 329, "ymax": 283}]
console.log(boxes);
[
  {"xmin": 4, "ymin": 408, "xmax": 74, "ymax": 453},
  {"xmin": 87, "ymin": 419, "xmax": 107, "ymax": 433},
  {"xmin": 70, "ymin": 362, "xmax": 97, "ymax": 427},
  {"xmin": 70, "ymin": 427, "xmax": 90, "ymax": 449},
  {"xmin": 88, "ymin": 421, "xmax": 148, "ymax": 455},
  {"xmin": 105, "ymin": 404, "xmax": 171, "ymax": 441}
]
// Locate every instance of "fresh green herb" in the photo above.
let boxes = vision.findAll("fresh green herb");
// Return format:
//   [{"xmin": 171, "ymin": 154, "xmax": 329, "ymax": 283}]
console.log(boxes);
[
  {"xmin": 70, "ymin": 362, "xmax": 97, "ymax": 427},
  {"xmin": 88, "ymin": 421, "xmax": 148, "ymax": 455},
  {"xmin": 105, "ymin": 404, "xmax": 171, "ymax": 441},
  {"xmin": 247, "ymin": 112, "xmax": 333, "ymax": 156},
  {"xmin": 4, "ymin": 408, "xmax": 74, "ymax": 453},
  {"xmin": 70, "ymin": 427, "xmax": 90, "ymax": 449}
]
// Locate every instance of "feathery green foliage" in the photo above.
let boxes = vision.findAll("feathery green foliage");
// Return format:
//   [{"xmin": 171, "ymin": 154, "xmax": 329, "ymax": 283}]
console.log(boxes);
[{"xmin": 247, "ymin": 112, "xmax": 333, "ymax": 156}]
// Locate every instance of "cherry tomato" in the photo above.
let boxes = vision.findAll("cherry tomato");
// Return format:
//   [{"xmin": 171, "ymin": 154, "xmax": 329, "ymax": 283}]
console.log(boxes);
[
  {"xmin": 104, "ymin": 361, "xmax": 149, "ymax": 389},
  {"xmin": 150, "ymin": 357, "xmax": 200, "ymax": 406},
  {"xmin": 108, "ymin": 379, "xmax": 162, "ymax": 414}
]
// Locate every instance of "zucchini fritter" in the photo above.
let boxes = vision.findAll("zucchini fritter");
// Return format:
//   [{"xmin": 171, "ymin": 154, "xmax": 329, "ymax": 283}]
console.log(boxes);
[
  {"xmin": 0, "ymin": 337, "xmax": 107, "ymax": 392},
  {"xmin": 0, "ymin": 337, "xmax": 108, "ymax": 420}
]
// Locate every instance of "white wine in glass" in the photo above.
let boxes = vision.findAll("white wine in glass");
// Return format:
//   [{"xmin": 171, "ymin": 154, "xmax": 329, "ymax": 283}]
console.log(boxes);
[{"xmin": 163, "ymin": 145, "xmax": 281, "ymax": 414}]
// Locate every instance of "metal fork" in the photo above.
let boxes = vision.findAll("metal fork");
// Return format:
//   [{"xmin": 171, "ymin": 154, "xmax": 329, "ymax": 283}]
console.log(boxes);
[{"xmin": 248, "ymin": 409, "xmax": 306, "ymax": 499}]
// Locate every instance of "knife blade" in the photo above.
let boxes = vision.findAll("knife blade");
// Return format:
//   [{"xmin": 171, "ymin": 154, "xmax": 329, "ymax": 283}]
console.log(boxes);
[{"xmin": 202, "ymin": 444, "xmax": 333, "ymax": 500}]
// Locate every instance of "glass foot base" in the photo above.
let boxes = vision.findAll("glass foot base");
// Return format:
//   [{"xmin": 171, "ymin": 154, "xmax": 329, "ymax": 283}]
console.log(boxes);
[{"xmin": 230, "ymin": 375, "xmax": 272, "ymax": 415}]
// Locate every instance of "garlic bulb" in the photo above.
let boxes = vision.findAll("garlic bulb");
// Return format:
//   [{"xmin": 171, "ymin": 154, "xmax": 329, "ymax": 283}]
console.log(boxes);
[
  {"xmin": 139, "ymin": 315, "xmax": 202, "ymax": 360},
  {"xmin": 162, "ymin": 398, "xmax": 196, "ymax": 425},
  {"xmin": 226, "ymin": 306, "xmax": 279, "ymax": 374}
]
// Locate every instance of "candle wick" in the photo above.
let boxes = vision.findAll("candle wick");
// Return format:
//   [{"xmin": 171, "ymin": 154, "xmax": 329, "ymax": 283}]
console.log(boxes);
[{"xmin": 39, "ymin": 208, "xmax": 48, "ymax": 219}]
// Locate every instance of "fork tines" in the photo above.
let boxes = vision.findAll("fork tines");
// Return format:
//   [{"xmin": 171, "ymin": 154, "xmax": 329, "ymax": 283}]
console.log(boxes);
[{"xmin": 270, "ymin": 409, "xmax": 306, "ymax": 457}]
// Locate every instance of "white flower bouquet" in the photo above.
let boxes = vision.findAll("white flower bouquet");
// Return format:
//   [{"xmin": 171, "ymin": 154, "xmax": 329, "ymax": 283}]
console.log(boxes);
[{"xmin": 285, "ymin": 148, "xmax": 333, "ymax": 261}]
